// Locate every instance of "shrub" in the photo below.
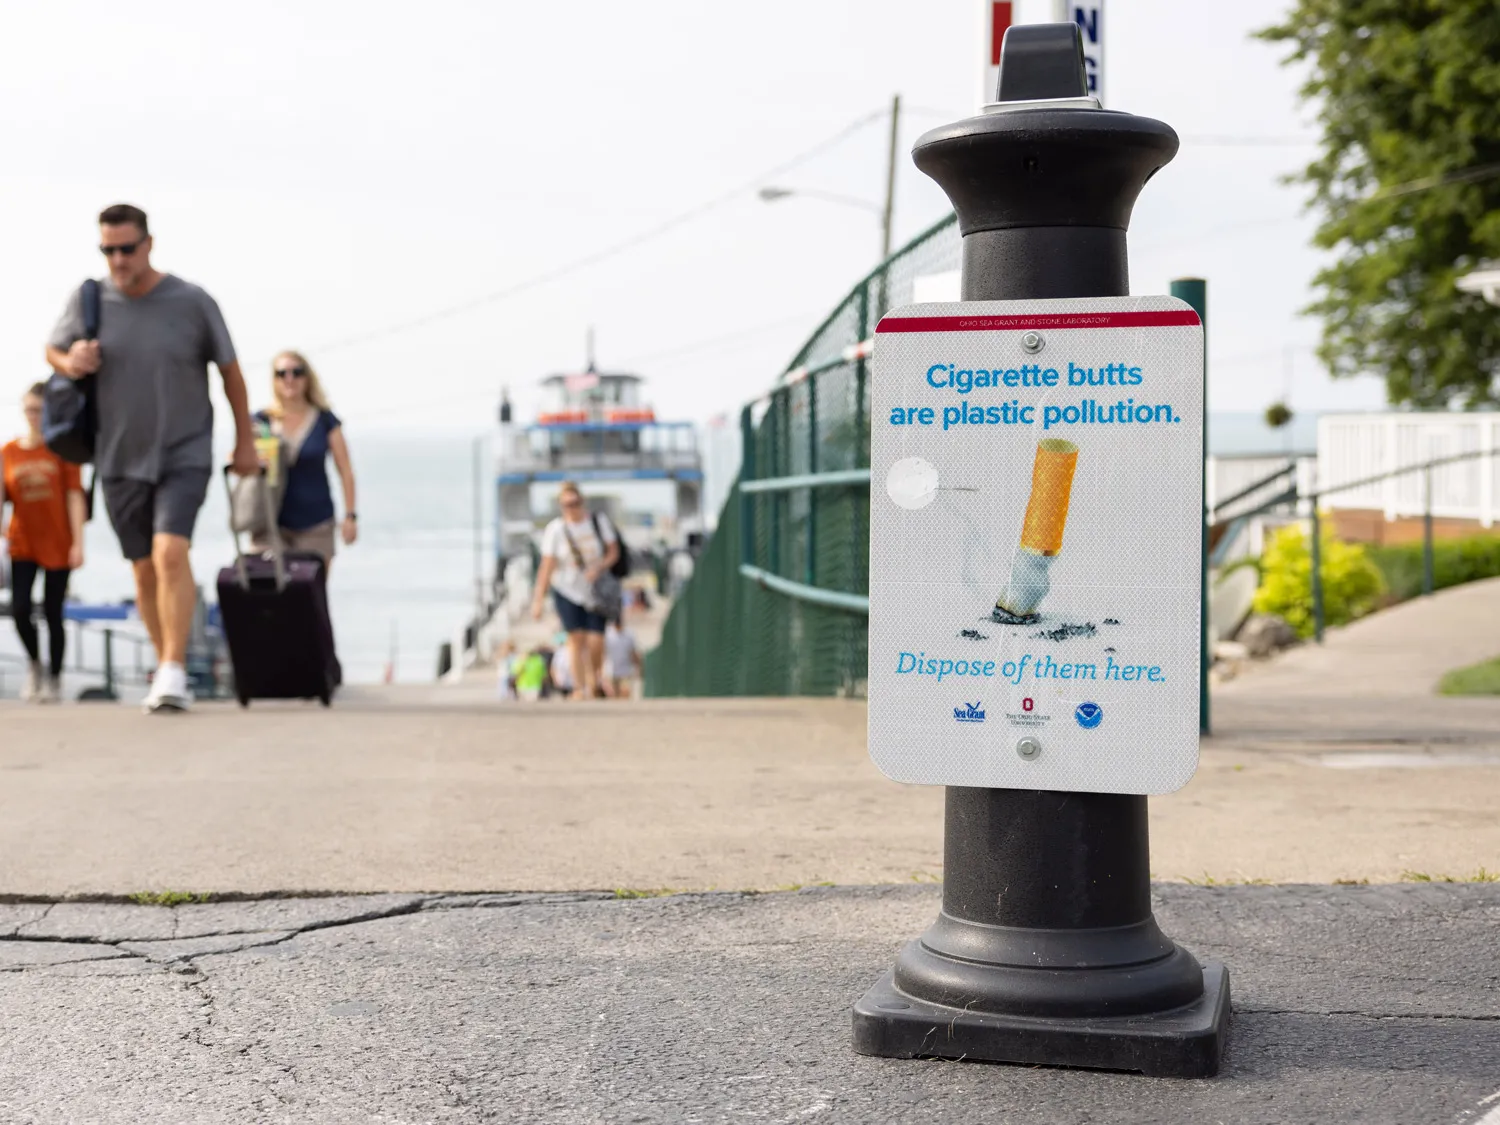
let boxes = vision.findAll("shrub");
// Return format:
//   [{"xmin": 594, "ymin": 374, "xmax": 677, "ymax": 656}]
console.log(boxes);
[
  {"xmin": 1367, "ymin": 533, "xmax": 1500, "ymax": 602},
  {"xmin": 1252, "ymin": 521, "xmax": 1385, "ymax": 638}
]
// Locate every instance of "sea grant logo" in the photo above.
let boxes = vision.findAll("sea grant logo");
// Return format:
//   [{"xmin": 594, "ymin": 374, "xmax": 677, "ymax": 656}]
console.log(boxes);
[
  {"xmin": 1075, "ymin": 702, "xmax": 1104, "ymax": 729},
  {"xmin": 954, "ymin": 701, "xmax": 986, "ymax": 724}
]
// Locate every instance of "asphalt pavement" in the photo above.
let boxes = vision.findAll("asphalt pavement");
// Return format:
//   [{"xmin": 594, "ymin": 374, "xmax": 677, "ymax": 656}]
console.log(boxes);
[{"xmin": 2, "ymin": 884, "xmax": 1497, "ymax": 1124}]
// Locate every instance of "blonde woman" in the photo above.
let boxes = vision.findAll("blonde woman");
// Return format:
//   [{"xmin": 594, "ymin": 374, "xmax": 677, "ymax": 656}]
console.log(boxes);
[{"xmin": 253, "ymin": 351, "xmax": 357, "ymax": 569}]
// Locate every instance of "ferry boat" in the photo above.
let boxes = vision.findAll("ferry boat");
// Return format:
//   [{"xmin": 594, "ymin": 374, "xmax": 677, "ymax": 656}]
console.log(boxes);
[
  {"xmin": 495, "ymin": 361, "xmax": 705, "ymax": 568},
  {"xmin": 431, "ymin": 350, "xmax": 706, "ymax": 679}
]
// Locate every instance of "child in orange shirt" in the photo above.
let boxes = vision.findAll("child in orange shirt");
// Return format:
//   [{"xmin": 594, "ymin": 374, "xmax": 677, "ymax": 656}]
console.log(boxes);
[{"xmin": 0, "ymin": 383, "xmax": 85, "ymax": 702}]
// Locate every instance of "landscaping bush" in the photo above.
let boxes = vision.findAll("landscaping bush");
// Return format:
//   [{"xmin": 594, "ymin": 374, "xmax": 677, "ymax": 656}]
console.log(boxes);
[
  {"xmin": 1367, "ymin": 533, "xmax": 1500, "ymax": 602},
  {"xmin": 1252, "ymin": 522, "xmax": 1385, "ymax": 638}
]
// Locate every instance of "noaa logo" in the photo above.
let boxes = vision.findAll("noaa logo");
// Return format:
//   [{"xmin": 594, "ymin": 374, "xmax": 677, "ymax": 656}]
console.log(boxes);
[
  {"xmin": 953, "ymin": 701, "xmax": 986, "ymax": 724},
  {"xmin": 1074, "ymin": 702, "xmax": 1103, "ymax": 729}
]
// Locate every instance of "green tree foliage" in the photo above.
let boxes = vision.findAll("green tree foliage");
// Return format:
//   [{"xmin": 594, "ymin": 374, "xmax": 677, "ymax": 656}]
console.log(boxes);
[
  {"xmin": 1252, "ymin": 522, "xmax": 1385, "ymax": 637},
  {"xmin": 1258, "ymin": 2, "xmax": 1500, "ymax": 407}
]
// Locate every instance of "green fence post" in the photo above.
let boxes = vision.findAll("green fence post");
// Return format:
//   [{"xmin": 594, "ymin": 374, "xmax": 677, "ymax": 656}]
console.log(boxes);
[
  {"xmin": 806, "ymin": 372, "xmax": 818, "ymax": 586},
  {"xmin": 857, "ymin": 285, "xmax": 871, "ymax": 466},
  {"xmin": 1169, "ymin": 277, "xmax": 1209, "ymax": 735},
  {"xmin": 739, "ymin": 404, "xmax": 756, "ymax": 571},
  {"xmin": 770, "ymin": 392, "xmax": 783, "ymax": 578},
  {"xmin": 1310, "ymin": 505, "xmax": 1325, "ymax": 643}
]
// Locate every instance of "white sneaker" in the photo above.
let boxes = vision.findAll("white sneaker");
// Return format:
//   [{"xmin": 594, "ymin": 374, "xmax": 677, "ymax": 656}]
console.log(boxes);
[
  {"xmin": 21, "ymin": 661, "xmax": 43, "ymax": 703},
  {"xmin": 38, "ymin": 674, "xmax": 60, "ymax": 704},
  {"xmin": 144, "ymin": 662, "xmax": 193, "ymax": 713}
]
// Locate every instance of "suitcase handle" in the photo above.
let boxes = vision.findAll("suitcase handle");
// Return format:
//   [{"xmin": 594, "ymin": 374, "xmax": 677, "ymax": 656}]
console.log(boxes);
[{"xmin": 223, "ymin": 466, "xmax": 287, "ymax": 593}]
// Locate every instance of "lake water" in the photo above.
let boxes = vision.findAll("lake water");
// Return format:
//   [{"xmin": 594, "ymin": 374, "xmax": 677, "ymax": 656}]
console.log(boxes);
[{"xmin": 66, "ymin": 432, "xmax": 491, "ymax": 685}]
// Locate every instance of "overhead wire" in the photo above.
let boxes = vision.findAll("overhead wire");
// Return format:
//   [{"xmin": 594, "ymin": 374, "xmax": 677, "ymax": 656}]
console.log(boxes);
[{"xmin": 299, "ymin": 107, "xmax": 890, "ymax": 359}]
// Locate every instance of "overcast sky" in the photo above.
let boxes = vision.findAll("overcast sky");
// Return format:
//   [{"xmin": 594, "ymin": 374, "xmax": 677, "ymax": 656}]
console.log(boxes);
[{"xmin": 0, "ymin": 0, "xmax": 1389, "ymax": 438}]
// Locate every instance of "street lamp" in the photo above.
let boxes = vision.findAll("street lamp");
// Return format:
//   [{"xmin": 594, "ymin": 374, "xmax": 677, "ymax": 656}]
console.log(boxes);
[
  {"xmin": 758, "ymin": 94, "xmax": 902, "ymax": 263},
  {"xmin": 1457, "ymin": 263, "xmax": 1500, "ymax": 306}
]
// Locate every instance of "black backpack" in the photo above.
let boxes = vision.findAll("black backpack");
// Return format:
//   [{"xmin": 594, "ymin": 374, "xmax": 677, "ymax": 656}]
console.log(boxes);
[
  {"xmin": 592, "ymin": 512, "xmax": 631, "ymax": 579},
  {"xmin": 42, "ymin": 279, "xmax": 102, "ymax": 465}
]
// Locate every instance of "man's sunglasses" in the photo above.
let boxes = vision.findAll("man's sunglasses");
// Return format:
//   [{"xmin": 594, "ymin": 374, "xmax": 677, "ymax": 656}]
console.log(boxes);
[
  {"xmin": 99, "ymin": 241, "xmax": 143, "ymax": 258},
  {"xmin": 275, "ymin": 366, "xmax": 308, "ymax": 379}
]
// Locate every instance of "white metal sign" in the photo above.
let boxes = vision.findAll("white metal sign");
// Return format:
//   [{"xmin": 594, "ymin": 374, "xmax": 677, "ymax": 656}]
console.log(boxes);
[
  {"xmin": 1053, "ymin": 0, "xmax": 1104, "ymax": 102},
  {"xmin": 867, "ymin": 297, "xmax": 1203, "ymax": 795}
]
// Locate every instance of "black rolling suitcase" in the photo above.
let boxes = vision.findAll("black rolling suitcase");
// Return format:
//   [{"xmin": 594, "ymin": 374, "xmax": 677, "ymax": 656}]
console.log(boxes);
[{"xmin": 216, "ymin": 468, "xmax": 340, "ymax": 707}]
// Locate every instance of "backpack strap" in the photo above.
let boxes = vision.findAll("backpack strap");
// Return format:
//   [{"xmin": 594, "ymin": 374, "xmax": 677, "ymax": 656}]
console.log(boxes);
[
  {"xmin": 80, "ymin": 279, "xmax": 101, "ymax": 340},
  {"xmin": 558, "ymin": 520, "xmax": 586, "ymax": 569}
]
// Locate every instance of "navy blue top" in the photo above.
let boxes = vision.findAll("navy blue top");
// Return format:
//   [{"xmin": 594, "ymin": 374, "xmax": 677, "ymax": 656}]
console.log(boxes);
[{"xmin": 256, "ymin": 409, "xmax": 342, "ymax": 531}]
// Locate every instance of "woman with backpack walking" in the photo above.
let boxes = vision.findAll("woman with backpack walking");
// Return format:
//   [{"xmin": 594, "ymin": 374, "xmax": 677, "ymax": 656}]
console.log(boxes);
[
  {"xmin": 531, "ymin": 481, "xmax": 621, "ymax": 701},
  {"xmin": 0, "ymin": 383, "xmax": 85, "ymax": 702}
]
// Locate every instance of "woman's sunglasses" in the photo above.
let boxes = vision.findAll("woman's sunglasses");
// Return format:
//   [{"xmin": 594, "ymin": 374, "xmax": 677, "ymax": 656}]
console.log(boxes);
[{"xmin": 275, "ymin": 366, "xmax": 308, "ymax": 380}]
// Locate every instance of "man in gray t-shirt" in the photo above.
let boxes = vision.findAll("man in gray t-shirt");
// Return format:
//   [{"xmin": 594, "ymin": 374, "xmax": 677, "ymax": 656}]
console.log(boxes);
[{"xmin": 46, "ymin": 203, "xmax": 258, "ymax": 713}]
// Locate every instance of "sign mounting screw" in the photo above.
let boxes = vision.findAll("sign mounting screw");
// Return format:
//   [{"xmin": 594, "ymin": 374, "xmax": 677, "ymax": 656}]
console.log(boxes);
[
  {"xmin": 1021, "ymin": 332, "xmax": 1044, "ymax": 354},
  {"xmin": 1016, "ymin": 737, "xmax": 1042, "ymax": 760}
]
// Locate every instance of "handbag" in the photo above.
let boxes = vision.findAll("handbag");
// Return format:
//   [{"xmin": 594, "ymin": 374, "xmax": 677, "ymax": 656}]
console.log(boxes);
[
  {"xmin": 230, "ymin": 441, "xmax": 285, "ymax": 537},
  {"xmin": 560, "ymin": 517, "xmax": 622, "ymax": 619},
  {"xmin": 592, "ymin": 512, "xmax": 631, "ymax": 578},
  {"xmin": 42, "ymin": 280, "xmax": 101, "ymax": 466},
  {"xmin": 42, "ymin": 279, "xmax": 102, "ymax": 520}
]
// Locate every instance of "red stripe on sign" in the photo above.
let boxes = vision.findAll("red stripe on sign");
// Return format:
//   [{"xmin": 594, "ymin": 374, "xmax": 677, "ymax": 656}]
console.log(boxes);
[
  {"xmin": 991, "ymin": 2, "xmax": 1013, "ymax": 66},
  {"xmin": 876, "ymin": 310, "xmax": 1202, "ymax": 334}
]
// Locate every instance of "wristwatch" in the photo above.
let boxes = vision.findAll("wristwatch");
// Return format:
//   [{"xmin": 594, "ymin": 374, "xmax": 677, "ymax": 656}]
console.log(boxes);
[{"xmin": 346, "ymin": 512, "xmax": 358, "ymax": 521}]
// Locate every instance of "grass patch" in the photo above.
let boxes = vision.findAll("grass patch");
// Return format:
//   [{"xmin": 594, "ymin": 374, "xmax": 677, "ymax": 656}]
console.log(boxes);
[
  {"xmin": 1437, "ymin": 656, "xmax": 1500, "ymax": 696},
  {"xmin": 1400, "ymin": 868, "xmax": 1499, "ymax": 883},
  {"xmin": 1180, "ymin": 873, "xmax": 1272, "ymax": 886},
  {"xmin": 128, "ymin": 890, "xmax": 211, "ymax": 907}
]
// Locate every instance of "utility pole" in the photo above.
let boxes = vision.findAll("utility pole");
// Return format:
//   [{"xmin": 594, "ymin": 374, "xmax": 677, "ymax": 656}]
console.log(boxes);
[{"xmin": 880, "ymin": 94, "xmax": 901, "ymax": 263}]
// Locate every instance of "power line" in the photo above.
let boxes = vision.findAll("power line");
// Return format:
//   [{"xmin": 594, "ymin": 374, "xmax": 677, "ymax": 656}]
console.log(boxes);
[
  {"xmin": 1179, "ymin": 135, "xmax": 1317, "ymax": 146},
  {"xmin": 331, "ymin": 315, "xmax": 813, "ymax": 425},
  {"xmin": 301, "ymin": 108, "xmax": 890, "ymax": 358},
  {"xmin": 1373, "ymin": 160, "xmax": 1500, "ymax": 200},
  {"xmin": 908, "ymin": 106, "xmax": 1319, "ymax": 147}
]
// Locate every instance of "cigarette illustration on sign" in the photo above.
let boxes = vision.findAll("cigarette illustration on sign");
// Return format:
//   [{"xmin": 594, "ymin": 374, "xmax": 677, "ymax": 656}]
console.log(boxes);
[{"xmin": 992, "ymin": 438, "xmax": 1080, "ymax": 623}]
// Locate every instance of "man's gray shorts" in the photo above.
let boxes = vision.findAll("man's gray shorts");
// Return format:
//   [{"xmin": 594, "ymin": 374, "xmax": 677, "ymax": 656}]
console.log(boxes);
[{"xmin": 101, "ymin": 468, "xmax": 212, "ymax": 562}]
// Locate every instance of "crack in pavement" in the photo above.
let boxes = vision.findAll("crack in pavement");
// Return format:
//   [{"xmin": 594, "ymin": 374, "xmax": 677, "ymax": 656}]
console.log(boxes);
[{"xmin": 1237, "ymin": 1006, "xmax": 1500, "ymax": 1023}]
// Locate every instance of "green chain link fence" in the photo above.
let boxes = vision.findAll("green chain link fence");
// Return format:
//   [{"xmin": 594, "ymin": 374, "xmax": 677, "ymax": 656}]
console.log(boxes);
[{"xmin": 646, "ymin": 213, "xmax": 959, "ymax": 697}]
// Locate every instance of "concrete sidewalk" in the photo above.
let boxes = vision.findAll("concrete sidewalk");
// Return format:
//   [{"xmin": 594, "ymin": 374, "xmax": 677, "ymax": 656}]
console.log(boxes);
[
  {"xmin": 2, "ymin": 884, "xmax": 1497, "ymax": 1123},
  {"xmin": 1, "ymin": 685, "xmax": 1497, "ymax": 895},
  {"xmin": 1216, "ymin": 574, "xmax": 1500, "ymax": 704}
]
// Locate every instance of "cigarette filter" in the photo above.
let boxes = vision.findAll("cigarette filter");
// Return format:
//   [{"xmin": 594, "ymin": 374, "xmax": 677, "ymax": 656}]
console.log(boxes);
[
  {"xmin": 992, "ymin": 439, "xmax": 1081, "ymax": 622},
  {"xmin": 1019, "ymin": 438, "xmax": 1079, "ymax": 556}
]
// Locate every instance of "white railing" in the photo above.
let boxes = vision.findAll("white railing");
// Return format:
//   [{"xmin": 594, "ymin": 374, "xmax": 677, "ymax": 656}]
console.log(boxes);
[
  {"xmin": 1317, "ymin": 412, "xmax": 1500, "ymax": 527},
  {"xmin": 1206, "ymin": 454, "xmax": 1315, "ymax": 519}
]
